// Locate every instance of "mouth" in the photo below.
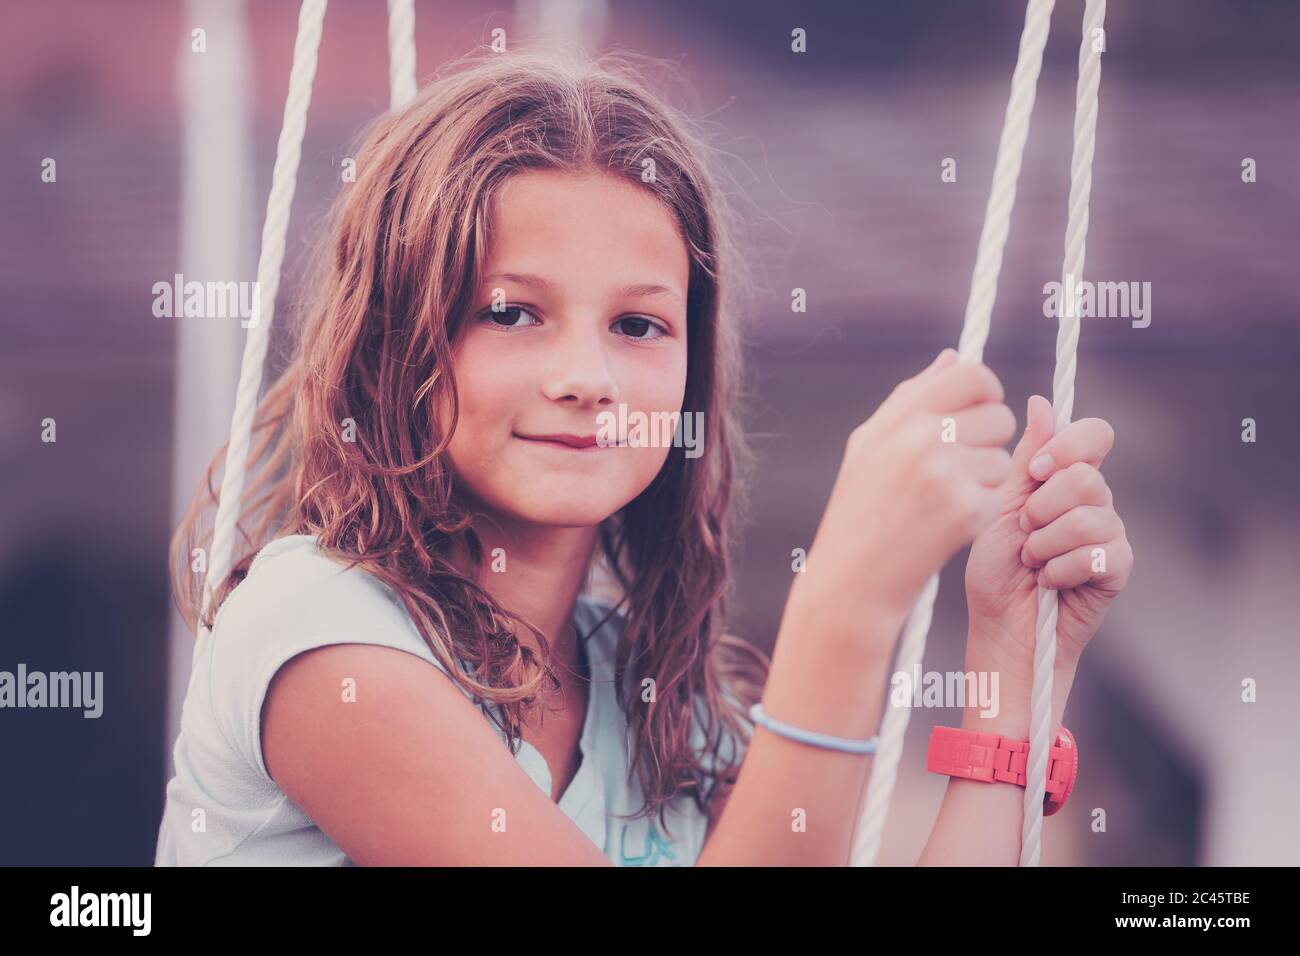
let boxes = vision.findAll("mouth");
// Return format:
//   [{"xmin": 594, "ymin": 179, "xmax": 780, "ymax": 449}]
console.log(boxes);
[{"xmin": 514, "ymin": 432, "xmax": 610, "ymax": 452}]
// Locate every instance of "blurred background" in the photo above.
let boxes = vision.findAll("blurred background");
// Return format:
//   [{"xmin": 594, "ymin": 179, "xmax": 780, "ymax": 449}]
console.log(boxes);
[{"xmin": 1, "ymin": 0, "xmax": 1297, "ymax": 866}]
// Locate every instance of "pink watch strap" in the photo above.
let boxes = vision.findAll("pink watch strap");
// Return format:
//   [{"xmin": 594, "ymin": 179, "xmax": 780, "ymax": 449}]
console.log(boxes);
[{"xmin": 926, "ymin": 725, "xmax": 1078, "ymax": 815}]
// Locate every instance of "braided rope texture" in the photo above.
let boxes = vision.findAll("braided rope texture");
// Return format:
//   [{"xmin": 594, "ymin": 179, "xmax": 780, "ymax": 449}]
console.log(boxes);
[
  {"xmin": 201, "ymin": 0, "xmax": 328, "ymax": 631},
  {"xmin": 204, "ymin": 0, "xmax": 419, "ymax": 629},
  {"xmin": 851, "ymin": 0, "xmax": 1059, "ymax": 867},
  {"xmin": 387, "ymin": 0, "xmax": 417, "ymax": 111},
  {"xmin": 1021, "ymin": 0, "xmax": 1107, "ymax": 868}
]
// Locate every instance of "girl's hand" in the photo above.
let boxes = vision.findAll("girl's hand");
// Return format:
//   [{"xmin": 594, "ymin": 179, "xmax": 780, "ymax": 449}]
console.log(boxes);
[
  {"xmin": 964, "ymin": 395, "xmax": 1134, "ymax": 678},
  {"xmin": 794, "ymin": 348, "xmax": 1016, "ymax": 641}
]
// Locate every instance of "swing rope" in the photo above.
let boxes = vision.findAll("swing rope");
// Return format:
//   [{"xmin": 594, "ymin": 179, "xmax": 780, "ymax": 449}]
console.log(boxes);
[
  {"xmin": 199, "ymin": 0, "xmax": 415, "ymax": 633},
  {"xmin": 851, "ymin": 0, "xmax": 1106, "ymax": 867},
  {"xmin": 387, "ymin": 0, "xmax": 417, "ymax": 111},
  {"xmin": 1022, "ymin": 0, "xmax": 1106, "ymax": 867}
]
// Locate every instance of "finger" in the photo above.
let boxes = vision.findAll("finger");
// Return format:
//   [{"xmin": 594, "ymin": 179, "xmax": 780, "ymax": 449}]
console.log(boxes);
[
  {"xmin": 1019, "ymin": 462, "xmax": 1113, "ymax": 533},
  {"xmin": 916, "ymin": 347, "xmax": 959, "ymax": 379},
  {"xmin": 958, "ymin": 446, "xmax": 1014, "ymax": 489},
  {"xmin": 1023, "ymin": 417, "xmax": 1116, "ymax": 483},
  {"xmin": 1021, "ymin": 505, "xmax": 1123, "ymax": 568},
  {"xmin": 1038, "ymin": 536, "xmax": 1134, "ymax": 592},
  {"xmin": 941, "ymin": 402, "xmax": 1018, "ymax": 448},
  {"xmin": 914, "ymin": 360, "xmax": 1005, "ymax": 414},
  {"xmin": 894, "ymin": 348, "xmax": 958, "ymax": 403},
  {"xmin": 1009, "ymin": 394, "xmax": 1055, "ymax": 476}
]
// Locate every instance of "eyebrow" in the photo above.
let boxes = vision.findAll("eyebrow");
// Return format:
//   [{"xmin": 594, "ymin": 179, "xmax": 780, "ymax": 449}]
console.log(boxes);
[{"xmin": 484, "ymin": 272, "xmax": 683, "ymax": 303}]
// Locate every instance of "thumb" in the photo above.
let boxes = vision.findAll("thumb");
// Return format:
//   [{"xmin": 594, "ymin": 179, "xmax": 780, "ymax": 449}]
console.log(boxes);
[{"xmin": 1009, "ymin": 394, "xmax": 1056, "ymax": 488}]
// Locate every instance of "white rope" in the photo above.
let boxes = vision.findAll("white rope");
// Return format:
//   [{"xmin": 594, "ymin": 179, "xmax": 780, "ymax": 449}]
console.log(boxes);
[
  {"xmin": 387, "ymin": 0, "xmax": 417, "ymax": 111},
  {"xmin": 850, "ymin": 0, "xmax": 1058, "ymax": 867},
  {"xmin": 200, "ymin": 0, "xmax": 418, "ymax": 629},
  {"xmin": 200, "ymin": 0, "xmax": 415, "ymax": 628},
  {"xmin": 201, "ymin": 0, "xmax": 328, "ymax": 631},
  {"xmin": 1021, "ymin": 0, "xmax": 1106, "ymax": 868},
  {"xmin": 957, "ymin": 0, "xmax": 1061, "ymax": 366}
]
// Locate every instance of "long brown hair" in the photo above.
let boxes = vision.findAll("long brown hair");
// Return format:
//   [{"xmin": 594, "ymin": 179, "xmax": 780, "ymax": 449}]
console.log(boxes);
[{"xmin": 171, "ymin": 42, "xmax": 769, "ymax": 833}]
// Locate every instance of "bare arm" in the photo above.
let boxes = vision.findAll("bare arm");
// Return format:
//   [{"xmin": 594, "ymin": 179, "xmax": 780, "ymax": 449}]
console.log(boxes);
[
  {"xmin": 701, "ymin": 354, "xmax": 1016, "ymax": 865},
  {"xmin": 263, "ymin": 597, "xmax": 901, "ymax": 867},
  {"xmin": 697, "ymin": 576, "xmax": 905, "ymax": 866},
  {"xmin": 916, "ymin": 632, "xmax": 1077, "ymax": 866},
  {"xmin": 262, "ymin": 643, "xmax": 613, "ymax": 865}
]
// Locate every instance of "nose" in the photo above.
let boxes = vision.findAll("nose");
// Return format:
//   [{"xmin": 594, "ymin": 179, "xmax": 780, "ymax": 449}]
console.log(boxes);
[{"xmin": 539, "ymin": 321, "xmax": 621, "ymax": 407}]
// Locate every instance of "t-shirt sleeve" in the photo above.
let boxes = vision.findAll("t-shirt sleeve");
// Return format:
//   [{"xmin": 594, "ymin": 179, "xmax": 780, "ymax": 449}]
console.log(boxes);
[{"xmin": 205, "ymin": 542, "xmax": 456, "ymax": 785}]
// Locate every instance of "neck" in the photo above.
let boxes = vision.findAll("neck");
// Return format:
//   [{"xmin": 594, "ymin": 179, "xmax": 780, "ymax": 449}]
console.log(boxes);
[{"xmin": 450, "ymin": 511, "xmax": 600, "ymax": 677}]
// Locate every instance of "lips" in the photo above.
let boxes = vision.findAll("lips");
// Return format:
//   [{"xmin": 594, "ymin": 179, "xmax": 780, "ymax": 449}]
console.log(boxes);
[{"xmin": 515, "ymin": 432, "xmax": 602, "ymax": 449}]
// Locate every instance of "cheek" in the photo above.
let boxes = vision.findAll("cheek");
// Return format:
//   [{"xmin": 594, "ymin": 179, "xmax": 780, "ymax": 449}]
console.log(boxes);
[
  {"xmin": 443, "ymin": 340, "xmax": 524, "ymax": 470},
  {"xmin": 619, "ymin": 344, "xmax": 688, "ymax": 414},
  {"xmin": 456, "ymin": 339, "xmax": 523, "ymax": 414},
  {"xmin": 441, "ymin": 333, "xmax": 689, "ymax": 519},
  {"xmin": 616, "ymin": 347, "xmax": 689, "ymax": 479}
]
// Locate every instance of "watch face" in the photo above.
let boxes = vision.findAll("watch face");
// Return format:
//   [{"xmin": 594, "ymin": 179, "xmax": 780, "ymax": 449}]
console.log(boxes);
[{"xmin": 1044, "ymin": 727, "xmax": 1078, "ymax": 816}]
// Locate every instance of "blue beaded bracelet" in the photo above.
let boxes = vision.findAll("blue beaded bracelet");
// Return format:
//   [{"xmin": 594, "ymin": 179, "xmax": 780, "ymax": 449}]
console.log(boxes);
[{"xmin": 749, "ymin": 702, "xmax": 880, "ymax": 754}]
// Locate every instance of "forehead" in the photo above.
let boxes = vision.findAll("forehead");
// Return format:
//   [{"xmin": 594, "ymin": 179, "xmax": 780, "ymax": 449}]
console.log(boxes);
[{"xmin": 483, "ymin": 169, "xmax": 689, "ymax": 292}]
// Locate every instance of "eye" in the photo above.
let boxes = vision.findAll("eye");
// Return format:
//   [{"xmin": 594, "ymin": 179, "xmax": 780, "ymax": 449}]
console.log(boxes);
[
  {"xmin": 613, "ymin": 315, "xmax": 669, "ymax": 340},
  {"xmin": 477, "ymin": 305, "xmax": 540, "ymax": 332}
]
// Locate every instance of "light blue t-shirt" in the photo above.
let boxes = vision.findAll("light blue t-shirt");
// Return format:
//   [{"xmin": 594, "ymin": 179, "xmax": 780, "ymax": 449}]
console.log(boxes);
[{"xmin": 154, "ymin": 533, "xmax": 748, "ymax": 866}]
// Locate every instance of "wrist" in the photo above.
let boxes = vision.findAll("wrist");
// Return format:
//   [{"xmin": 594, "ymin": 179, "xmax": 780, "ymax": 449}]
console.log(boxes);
[
  {"xmin": 928, "ymin": 723, "xmax": 1080, "ymax": 816},
  {"xmin": 765, "ymin": 579, "xmax": 898, "ymax": 741},
  {"xmin": 962, "ymin": 633, "xmax": 1076, "ymax": 739},
  {"xmin": 964, "ymin": 617, "xmax": 1079, "ymax": 685},
  {"xmin": 782, "ymin": 570, "xmax": 908, "ymax": 665},
  {"xmin": 961, "ymin": 702, "xmax": 1061, "ymax": 740},
  {"xmin": 967, "ymin": 611, "xmax": 1084, "ymax": 676},
  {"xmin": 797, "ymin": 529, "xmax": 928, "ymax": 626}
]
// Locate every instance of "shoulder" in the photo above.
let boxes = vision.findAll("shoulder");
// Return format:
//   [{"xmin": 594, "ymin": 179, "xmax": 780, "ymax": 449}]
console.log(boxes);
[
  {"xmin": 212, "ymin": 534, "xmax": 417, "ymax": 641},
  {"xmin": 235, "ymin": 570, "xmax": 617, "ymax": 865},
  {"xmin": 206, "ymin": 534, "xmax": 451, "ymax": 781}
]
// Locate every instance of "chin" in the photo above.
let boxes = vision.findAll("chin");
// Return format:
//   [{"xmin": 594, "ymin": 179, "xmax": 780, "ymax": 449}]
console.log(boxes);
[
  {"xmin": 494, "ymin": 488, "xmax": 631, "ymax": 529},
  {"xmin": 517, "ymin": 499, "xmax": 621, "ymax": 528}
]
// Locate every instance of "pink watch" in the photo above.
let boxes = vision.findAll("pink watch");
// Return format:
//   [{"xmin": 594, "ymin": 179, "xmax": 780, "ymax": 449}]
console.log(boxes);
[{"xmin": 926, "ymin": 725, "xmax": 1078, "ymax": 816}]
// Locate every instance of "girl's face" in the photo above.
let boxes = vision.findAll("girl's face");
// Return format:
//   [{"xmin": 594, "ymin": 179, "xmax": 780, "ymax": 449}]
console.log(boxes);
[{"xmin": 444, "ymin": 169, "xmax": 691, "ymax": 528}]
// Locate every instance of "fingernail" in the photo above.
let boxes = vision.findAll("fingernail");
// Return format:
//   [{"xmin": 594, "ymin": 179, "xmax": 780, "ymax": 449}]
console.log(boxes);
[
  {"xmin": 1019, "ymin": 546, "xmax": 1031, "ymax": 566},
  {"xmin": 1019, "ymin": 511, "xmax": 1032, "ymax": 533},
  {"xmin": 1029, "ymin": 453, "xmax": 1053, "ymax": 480}
]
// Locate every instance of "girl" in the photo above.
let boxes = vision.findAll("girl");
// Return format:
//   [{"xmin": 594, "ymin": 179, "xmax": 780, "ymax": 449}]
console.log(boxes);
[{"xmin": 155, "ymin": 44, "xmax": 1133, "ymax": 866}]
